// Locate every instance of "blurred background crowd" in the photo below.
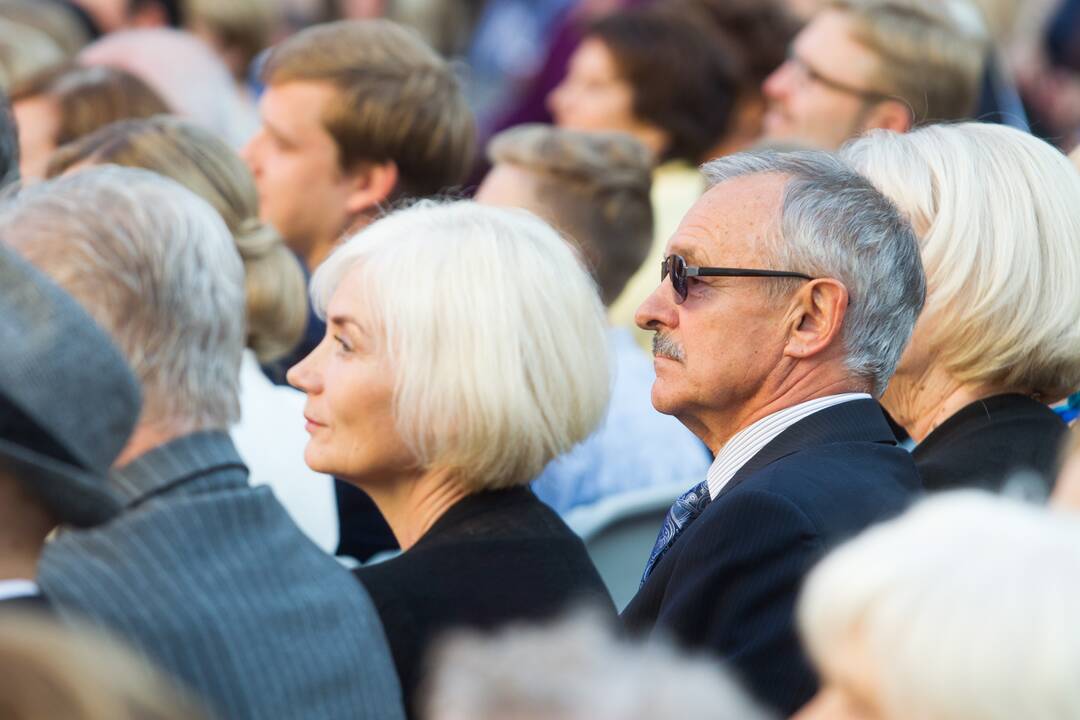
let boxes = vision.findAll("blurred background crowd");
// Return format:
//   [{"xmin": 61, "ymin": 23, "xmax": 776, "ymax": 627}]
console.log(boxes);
[{"xmin": 4, "ymin": 0, "xmax": 1080, "ymax": 719}]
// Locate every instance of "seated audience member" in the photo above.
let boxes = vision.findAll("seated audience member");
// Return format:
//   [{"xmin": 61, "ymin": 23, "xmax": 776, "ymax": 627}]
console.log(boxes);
[
  {"xmin": 762, "ymin": 0, "xmax": 987, "ymax": 150},
  {"xmin": 1, "ymin": 89, "xmax": 16, "ymax": 190},
  {"xmin": 843, "ymin": 123, "xmax": 1080, "ymax": 494},
  {"xmin": 245, "ymin": 18, "xmax": 476, "ymax": 561},
  {"xmin": 11, "ymin": 64, "xmax": 168, "ymax": 180},
  {"xmin": 0, "ymin": 244, "xmax": 139, "ymax": 610},
  {"xmin": 477, "ymin": 124, "xmax": 711, "ymax": 514},
  {"xmin": 424, "ymin": 612, "xmax": 774, "ymax": 720},
  {"xmin": 184, "ymin": 0, "xmax": 275, "ymax": 98},
  {"xmin": 548, "ymin": 8, "xmax": 738, "ymax": 348},
  {"xmin": 79, "ymin": 28, "xmax": 256, "ymax": 147},
  {"xmin": 0, "ymin": 167, "xmax": 404, "ymax": 720},
  {"xmin": 796, "ymin": 491, "xmax": 1080, "ymax": 719},
  {"xmin": 0, "ymin": 613, "xmax": 208, "ymax": 719},
  {"xmin": 47, "ymin": 115, "xmax": 338, "ymax": 552},
  {"xmin": 288, "ymin": 201, "xmax": 616, "ymax": 716},
  {"xmin": 621, "ymin": 150, "xmax": 925, "ymax": 715}
]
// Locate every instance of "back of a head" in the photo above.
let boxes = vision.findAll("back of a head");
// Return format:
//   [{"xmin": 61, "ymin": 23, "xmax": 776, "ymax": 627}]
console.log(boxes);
[
  {"xmin": 262, "ymin": 19, "xmax": 476, "ymax": 199},
  {"xmin": 0, "ymin": 0, "xmax": 91, "ymax": 57},
  {"xmin": 14, "ymin": 64, "xmax": 170, "ymax": 147},
  {"xmin": 184, "ymin": 0, "xmax": 275, "ymax": 81},
  {"xmin": 842, "ymin": 122, "xmax": 1080, "ymax": 402},
  {"xmin": 586, "ymin": 8, "xmax": 738, "ymax": 164},
  {"xmin": 0, "ymin": 16, "xmax": 65, "ymax": 90},
  {"xmin": 702, "ymin": 150, "xmax": 925, "ymax": 396},
  {"xmin": 0, "ymin": 613, "xmax": 208, "ymax": 720},
  {"xmin": 799, "ymin": 491, "xmax": 1080, "ymax": 719},
  {"xmin": 424, "ymin": 612, "xmax": 774, "ymax": 720},
  {"xmin": 0, "ymin": 89, "xmax": 16, "ymax": 190},
  {"xmin": 486, "ymin": 124, "xmax": 653, "ymax": 306},
  {"xmin": 0, "ymin": 165, "xmax": 245, "ymax": 433},
  {"xmin": 48, "ymin": 115, "xmax": 307, "ymax": 363},
  {"xmin": 829, "ymin": 0, "xmax": 988, "ymax": 124},
  {"xmin": 79, "ymin": 28, "xmax": 256, "ymax": 147},
  {"xmin": 310, "ymin": 200, "xmax": 609, "ymax": 491}
]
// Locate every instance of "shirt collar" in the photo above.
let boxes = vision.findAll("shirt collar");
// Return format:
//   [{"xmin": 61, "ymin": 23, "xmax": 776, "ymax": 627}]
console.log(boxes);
[
  {"xmin": 110, "ymin": 430, "xmax": 245, "ymax": 506},
  {"xmin": 0, "ymin": 579, "xmax": 39, "ymax": 601},
  {"xmin": 706, "ymin": 393, "xmax": 871, "ymax": 499}
]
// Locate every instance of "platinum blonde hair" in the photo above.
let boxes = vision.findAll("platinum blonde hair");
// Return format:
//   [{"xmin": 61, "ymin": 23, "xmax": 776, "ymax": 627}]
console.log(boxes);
[
  {"xmin": 799, "ymin": 491, "xmax": 1080, "ymax": 720},
  {"xmin": 702, "ymin": 151, "xmax": 925, "ymax": 396},
  {"xmin": 0, "ymin": 165, "xmax": 245, "ymax": 431},
  {"xmin": 424, "ymin": 611, "xmax": 774, "ymax": 720},
  {"xmin": 843, "ymin": 123, "xmax": 1080, "ymax": 401},
  {"xmin": 311, "ymin": 200, "xmax": 610, "ymax": 491}
]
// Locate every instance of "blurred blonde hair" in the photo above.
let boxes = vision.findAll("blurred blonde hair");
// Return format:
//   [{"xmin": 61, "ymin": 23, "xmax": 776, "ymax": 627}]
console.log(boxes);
[
  {"xmin": 843, "ymin": 123, "xmax": 1080, "ymax": 401},
  {"xmin": 0, "ymin": 0, "xmax": 90, "ymax": 57},
  {"xmin": 48, "ymin": 116, "xmax": 307, "ymax": 363},
  {"xmin": 0, "ymin": 17, "xmax": 64, "ymax": 90},
  {"xmin": 0, "ymin": 612, "xmax": 208, "ymax": 719},
  {"xmin": 183, "ymin": 0, "xmax": 276, "ymax": 81}
]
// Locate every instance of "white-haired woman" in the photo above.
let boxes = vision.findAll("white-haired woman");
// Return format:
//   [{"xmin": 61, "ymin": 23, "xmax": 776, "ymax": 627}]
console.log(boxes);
[
  {"xmin": 287, "ymin": 201, "xmax": 616, "ymax": 717},
  {"xmin": 794, "ymin": 491, "xmax": 1080, "ymax": 720},
  {"xmin": 841, "ymin": 123, "xmax": 1080, "ymax": 494}
]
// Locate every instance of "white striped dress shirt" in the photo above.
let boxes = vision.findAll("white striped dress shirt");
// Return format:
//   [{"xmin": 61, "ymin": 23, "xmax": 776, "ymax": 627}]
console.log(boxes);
[{"xmin": 706, "ymin": 393, "xmax": 872, "ymax": 499}]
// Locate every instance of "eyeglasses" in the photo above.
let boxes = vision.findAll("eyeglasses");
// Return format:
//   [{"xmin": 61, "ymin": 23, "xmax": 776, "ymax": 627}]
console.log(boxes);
[
  {"xmin": 661, "ymin": 254, "xmax": 814, "ymax": 305},
  {"xmin": 784, "ymin": 52, "xmax": 894, "ymax": 103}
]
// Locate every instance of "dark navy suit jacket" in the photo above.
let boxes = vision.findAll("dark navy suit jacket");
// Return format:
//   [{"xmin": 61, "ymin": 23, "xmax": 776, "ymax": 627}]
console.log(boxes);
[{"xmin": 621, "ymin": 399, "xmax": 922, "ymax": 715}]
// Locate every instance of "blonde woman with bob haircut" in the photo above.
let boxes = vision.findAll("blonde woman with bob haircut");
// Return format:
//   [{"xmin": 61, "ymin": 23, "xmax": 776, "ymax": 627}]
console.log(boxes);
[
  {"xmin": 795, "ymin": 491, "xmax": 1080, "ymax": 720},
  {"xmin": 288, "ymin": 200, "xmax": 615, "ymax": 716},
  {"xmin": 47, "ymin": 115, "xmax": 338, "ymax": 552},
  {"xmin": 841, "ymin": 122, "xmax": 1080, "ymax": 494}
]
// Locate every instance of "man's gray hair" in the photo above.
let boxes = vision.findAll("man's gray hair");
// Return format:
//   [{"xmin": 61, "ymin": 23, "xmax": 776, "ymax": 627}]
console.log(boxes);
[
  {"xmin": 0, "ymin": 166, "xmax": 245, "ymax": 431},
  {"xmin": 703, "ymin": 151, "xmax": 925, "ymax": 395}
]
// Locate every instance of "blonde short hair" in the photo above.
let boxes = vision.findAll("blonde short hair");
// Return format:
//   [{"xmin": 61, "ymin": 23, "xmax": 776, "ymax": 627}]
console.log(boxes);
[
  {"xmin": 799, "ymin": 491, "xmax": 1080, "ymax": 720},
  {"xmin": 843, "ymin": 123, "xmax": 1080, "ymax": 401},
  {"xmin": 0, "ymin": 17, "xmax": 64, "ymax": 90},
  {"xmin": 47, "ymin": 116, "xmax": 306, "ymax": 363},
  {"xmin": 0, "ymin": 612, "xmax": 208, "ymax": 719},
  {"xmin": 311, "ymin": 201, "xmax": 610, "ymax": 491},
  {"xmin": 262, "ymin": 19, "xmax": 475, "ymax": 200},
  {"xmin": 830, "ymin": 0, "xmax": 988, "ymax": 124}
]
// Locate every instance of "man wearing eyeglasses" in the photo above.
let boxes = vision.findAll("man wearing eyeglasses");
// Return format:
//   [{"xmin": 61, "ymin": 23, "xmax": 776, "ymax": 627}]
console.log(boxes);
[
  {"xmin": 621, "ymin": 150, "xmax": 925, "ymax": 715},
  {"xmin": 761, "ymin": 0, "xmax": 987, "ymax": 150}
]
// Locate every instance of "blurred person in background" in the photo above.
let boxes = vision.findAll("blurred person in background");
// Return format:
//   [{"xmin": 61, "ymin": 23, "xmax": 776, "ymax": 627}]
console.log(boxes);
[
  {"xmin": 548, "ymin": 7, "xmax": 739, "ymax": 349},
  {"xmin": 762, "ymin": 0, "xmax": 987, "ymax": 150},
  {"xmin": 0, "ymin": 243, "xmax": 139, "ymax": 611},
  {"xmin": 47, "ymin": 115, "xmax": 338, "ymax": 552},
  {"xmin": 184, "ymin": 0, "xmax": 276, "ymax": 100},
  {"xmin": 246, "ymin": 18, "xmax": 475, "ymax": 561},
  {"xmin": 796, "ymin": 491, "xmax": 1080, "ymax": 720},
  {"xmin": 843, "ymin": 123, "xmax": 1080, "ymax": 495},
  {"xmin": 424, "ymin": 612, "xmax": 774, "ymax": 720},
  {"xmin": 59, "ymin": 0, "xmax": 179, "ymax": 37},
  {"xmin": 477, "ymin": 124, "xmax": 710, "ymax": 515},
  {"xmin": 0, "ymin": 17, "xmax": 66, "ymax": 91},
  {"xmin": 11, "ymin": 64, "xmax": 168, "ymax": 180},
  {"xmin": 621, "ymin": 150, "xmax": 924, "ymax": 715},
  {"xmin": 0, "ymin": 167, "xmax": 405, "ymax": 720},
  {"xmin": 0, "ymin": 90, "xmax": 16, "ymax": 190},
  {"xmin": 79, "ymin": 28, "xmax": 257, "ymax": 147},
  {"xmin": 0, "ymin": 613, "xmax": 208, "ymax": 720},
  {"xmin": 288, "ymin": 201, "xmax": 614, "ymax": 716},
  {"xmin": 0, "ymin": 0, "xmax": 91, "ymax": 57}
]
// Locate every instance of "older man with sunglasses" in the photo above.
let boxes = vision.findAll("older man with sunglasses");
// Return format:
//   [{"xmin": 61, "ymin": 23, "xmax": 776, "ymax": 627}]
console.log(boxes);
[
  {"xmin": 621, "ymin": 150, "xmax": 925, "ymax": 716},
  {"xmin": 761, "ymin": 0, "xmax": 986, "ymax": 150}
]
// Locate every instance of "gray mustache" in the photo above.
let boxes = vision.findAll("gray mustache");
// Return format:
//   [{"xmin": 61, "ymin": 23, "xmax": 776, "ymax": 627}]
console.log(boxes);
[{"xmin": 652, "ymin": 333, "xmax": 685, "ymax": 362}]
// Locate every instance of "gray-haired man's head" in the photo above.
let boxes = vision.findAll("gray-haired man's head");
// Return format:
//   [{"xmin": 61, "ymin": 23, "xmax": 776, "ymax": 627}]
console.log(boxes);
[{"xmin": 0, "ymin": 165, "xmax": 245, "ymax": 437}]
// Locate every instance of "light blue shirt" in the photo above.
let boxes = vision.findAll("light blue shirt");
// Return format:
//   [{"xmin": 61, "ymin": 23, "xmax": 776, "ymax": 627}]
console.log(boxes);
[{"xmin": 532, "ymin": 328, "xmax": 713, "ymax": 515}]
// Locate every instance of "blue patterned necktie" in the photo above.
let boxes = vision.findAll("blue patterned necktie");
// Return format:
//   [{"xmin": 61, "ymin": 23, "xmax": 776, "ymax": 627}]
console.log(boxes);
[{"xmin": 640, "ymin": 479, "xmax": 711, "ymax": 586}]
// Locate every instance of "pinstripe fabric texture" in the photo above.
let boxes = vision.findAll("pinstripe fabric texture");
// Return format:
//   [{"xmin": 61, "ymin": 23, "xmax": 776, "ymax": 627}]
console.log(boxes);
[{"xmin": 38, "ymin": 431, "xmax": 405, "ymax": 720}]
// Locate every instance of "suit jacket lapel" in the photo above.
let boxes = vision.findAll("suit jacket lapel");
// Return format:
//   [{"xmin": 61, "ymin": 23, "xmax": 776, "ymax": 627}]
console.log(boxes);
[{"xmin": 716, "ymin": 399, "xmax": 898, "ymax": 501}]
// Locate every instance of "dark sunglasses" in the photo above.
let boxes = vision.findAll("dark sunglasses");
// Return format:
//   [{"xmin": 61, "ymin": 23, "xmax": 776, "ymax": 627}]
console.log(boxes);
[{"xmin": 661, "ymin": 254, "xmax": 814, "ymax": 305}]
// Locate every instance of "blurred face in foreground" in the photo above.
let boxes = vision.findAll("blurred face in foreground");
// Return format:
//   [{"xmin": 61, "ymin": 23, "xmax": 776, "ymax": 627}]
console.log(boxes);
[
  {"xmin": 13, "ymin": 96, "xmax": 60, "ymax": 181},
  {"xmin": 794, "ymin": 632, "xmax": 887, "ymax": 720}
]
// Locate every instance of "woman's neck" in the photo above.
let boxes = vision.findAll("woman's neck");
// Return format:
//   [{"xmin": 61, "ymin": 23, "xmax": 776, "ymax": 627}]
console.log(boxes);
[
  {"xmin": 883, "ymin": 365, "xmax": 1013, "ymax": 444},
  {"xmin": 365, "ymin": 468, "xmax": 472, "ymax": 551}
]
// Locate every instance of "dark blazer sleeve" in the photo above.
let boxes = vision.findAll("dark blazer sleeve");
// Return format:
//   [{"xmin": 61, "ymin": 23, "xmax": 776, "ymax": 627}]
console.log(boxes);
[{"xmin": 657, "ymin": 488, "xmax": 822, "ymax": 711}]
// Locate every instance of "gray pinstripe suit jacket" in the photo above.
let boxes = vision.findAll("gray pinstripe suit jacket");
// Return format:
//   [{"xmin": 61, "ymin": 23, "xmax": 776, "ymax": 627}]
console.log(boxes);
[{"xmin": 38, "ymin": 431, "xmax": 404, "ymax": 720}]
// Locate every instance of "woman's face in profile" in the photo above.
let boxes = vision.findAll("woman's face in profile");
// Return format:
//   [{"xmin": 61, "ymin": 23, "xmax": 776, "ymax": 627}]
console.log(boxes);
[
  {"xmin": 547, "ymin": 38, "xmax": 639, "ymax": 135},
  {"xmin": 287, "ymin": 266, "xmax": 414, "ymax": 485}
]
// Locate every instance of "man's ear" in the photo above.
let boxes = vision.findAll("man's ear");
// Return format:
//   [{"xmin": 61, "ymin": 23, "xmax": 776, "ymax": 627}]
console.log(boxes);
[
  {"xmin": 342, "ymin": 160, "xmax": 399, "ymax": 217},
  {"xmin": 783, "ymin": 279, "xmax": 849, "ymax": 360},
  {"xmin": 860, "ymin": 99, "xmax": 914, "ymax": 134}
]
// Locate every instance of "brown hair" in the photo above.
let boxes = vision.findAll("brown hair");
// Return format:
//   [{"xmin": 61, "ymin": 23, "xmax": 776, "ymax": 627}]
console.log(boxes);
[
  {"xmin": 48, "ymin": 116, "xmax": 307, "ymax": 363},
  {"xmin": 261, "ymin": 19, "xmax": 476, "ymax": 200},
  {"xmin": 829, "ymin": 0, "xmax": 988, "ymax": 124},
  {"xmin": 487, "ymin": 124, "xmax": 653, "ymax": 306},
  {"xmin": 586, "ymin": 8, "xmax": 738, "ymax": 164},
  {"xmin": 12, "ymin": 64, "xmax": 169, "ymax": 146},
  {"xmin": 184, "ymin": 0, "xmax": 276, "ymax": 81}
]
